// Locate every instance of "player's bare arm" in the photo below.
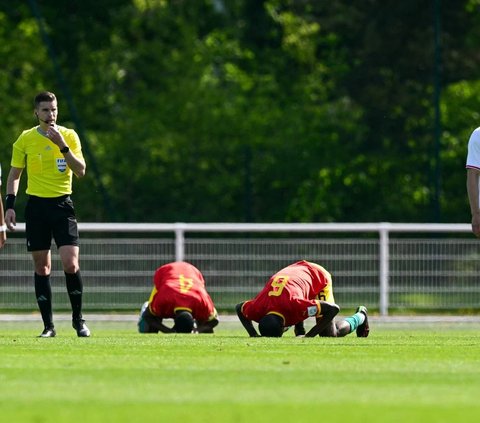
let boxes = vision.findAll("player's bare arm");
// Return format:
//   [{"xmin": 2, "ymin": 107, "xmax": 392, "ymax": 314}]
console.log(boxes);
[
  {"xmin": 305, "ymin": 302, "xmax": 340, "ymax": 337},
  {"xmin": 0, "ymin": 194, "xmax": 5, "ymax": 249},
  {"xmin": 4, "ymin": 167, "xmax": 23, "ymax": 231},
  {"xmin": 0, "ymin": 221, "xmax": 5, "ymax": 249},
  {"xmin": 140, "ymin": 306, "xmax": 174, "ymax": 333},
  {"xmin": 236, "ymin": 302, "xmax": 259, "ymax": 337},
  {"xmin": 157, "ymin": 319, "xmax": 175, "ymax": 333},
  {"xmin": 196, "ymin": 318, "xmax": 219, "ymax": 334},
  {"xmin": 294, "ymin": 321, "xmax": 306, "ymax": 337},
  {"xmin": 0, "ymin": 167, "xmax": 5, "ymax": 248},
  {"xmin": 467, "ymin": 168, "xmax": 480, "ymax": 237}
]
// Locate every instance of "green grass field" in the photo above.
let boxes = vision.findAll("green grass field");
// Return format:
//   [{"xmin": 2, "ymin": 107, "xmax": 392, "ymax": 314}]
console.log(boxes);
[{"xmin": 1, "ymin": 318, "xmax": 480, "ymax": 423}]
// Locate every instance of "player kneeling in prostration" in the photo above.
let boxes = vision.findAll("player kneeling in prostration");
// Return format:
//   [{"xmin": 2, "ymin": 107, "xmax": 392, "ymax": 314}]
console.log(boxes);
[
  {"xmin": 236, "ymin": 260, "xmax": 369, "ymax": 338},
  {"xmin": 138, "ymin": 261, "xmax": 219, "ymax": 334}
]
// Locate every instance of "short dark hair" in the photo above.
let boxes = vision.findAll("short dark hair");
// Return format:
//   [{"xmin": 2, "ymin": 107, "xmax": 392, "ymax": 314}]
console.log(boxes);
[
  {"xmin": 34, "ymin": 91, "xmax": 56, "ymax": 107},
  {"xmin": 173, "ymin": 311, "xmax": 195, "ymax": 333},
  {"xmin": 258, "ymin": 314, "xmax": 284, "ymax": 337}
]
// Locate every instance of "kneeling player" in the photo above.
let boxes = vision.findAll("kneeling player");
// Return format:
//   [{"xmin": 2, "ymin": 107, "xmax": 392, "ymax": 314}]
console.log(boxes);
[
  {"xmin": 236, "ymin": 260, "xmax": 369, "ymax": 338},
  {"xmin": 138, "ymin": 261, "xmax": 219, "ymax": 334}
]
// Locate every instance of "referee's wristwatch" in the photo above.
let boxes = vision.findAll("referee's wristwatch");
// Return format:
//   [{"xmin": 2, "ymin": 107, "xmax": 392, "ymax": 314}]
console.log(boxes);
[{"xmin": 60, "ymin": 146, "xmax": 70, "ymax": 154}]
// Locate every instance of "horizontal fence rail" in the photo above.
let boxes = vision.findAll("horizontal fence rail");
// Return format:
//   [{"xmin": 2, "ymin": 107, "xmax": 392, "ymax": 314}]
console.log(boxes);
[{"xmin": 0, "ymin": 222, "xmax": 477, "ymax": 316}]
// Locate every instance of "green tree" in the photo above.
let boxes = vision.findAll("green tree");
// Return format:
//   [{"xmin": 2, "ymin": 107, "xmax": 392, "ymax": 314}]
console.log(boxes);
[{"xmin": 2, "ymin": 0, "xmax": 480, "ymax": 224}]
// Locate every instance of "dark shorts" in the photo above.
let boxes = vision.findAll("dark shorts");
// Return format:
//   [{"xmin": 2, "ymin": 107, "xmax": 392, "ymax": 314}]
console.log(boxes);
[{"xmin": 25, "ymin": 195, "xmax": 79, "ymax": 251}]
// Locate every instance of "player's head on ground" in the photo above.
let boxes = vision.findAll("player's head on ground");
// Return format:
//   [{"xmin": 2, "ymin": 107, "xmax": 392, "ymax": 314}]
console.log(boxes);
[
  {"xmin": 258, "ymin": 314, "xmax": 284, "ymax": 337},
  {"xmin": 173, "ymin": 311, "xmax": 195, "ymax": 333}
]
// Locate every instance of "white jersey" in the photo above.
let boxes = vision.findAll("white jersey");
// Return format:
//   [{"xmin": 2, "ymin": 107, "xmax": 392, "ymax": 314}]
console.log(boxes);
[{"xmin": 466, "ymin": 127, "xmax": 480, "ymax": 170}]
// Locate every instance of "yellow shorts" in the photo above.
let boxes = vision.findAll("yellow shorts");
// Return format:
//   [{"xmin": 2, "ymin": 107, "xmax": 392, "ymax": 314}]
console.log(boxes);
[{"xmin": 310, "ymin": 262, "xmax": 335, "ymax": 303}]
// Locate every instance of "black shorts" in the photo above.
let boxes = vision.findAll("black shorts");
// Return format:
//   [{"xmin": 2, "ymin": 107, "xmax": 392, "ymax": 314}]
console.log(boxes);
[{"xmin": 25, "ymin": 195, "xmax": 79, "ymax": 251}]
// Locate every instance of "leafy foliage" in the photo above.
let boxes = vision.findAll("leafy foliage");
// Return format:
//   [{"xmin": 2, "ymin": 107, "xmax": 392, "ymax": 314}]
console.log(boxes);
[{"xmin": 1, "ymin": 0, "xmax": 479, "ymax": 223}]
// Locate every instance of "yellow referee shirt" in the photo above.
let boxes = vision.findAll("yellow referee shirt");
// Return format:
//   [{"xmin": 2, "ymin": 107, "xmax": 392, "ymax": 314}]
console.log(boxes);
[{"xmin": 11, "ymin": 126, "xmax": 84, "ymax": 197}]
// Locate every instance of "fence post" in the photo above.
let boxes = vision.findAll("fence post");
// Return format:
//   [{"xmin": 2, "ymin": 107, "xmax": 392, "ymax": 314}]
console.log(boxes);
[
  {"xmin": 174, "ymin": 223, "xmax": 186, "ymax": 262},
  {"xmin": 379, "ymin": 223, "xmax": 390, "ymax": 316}
]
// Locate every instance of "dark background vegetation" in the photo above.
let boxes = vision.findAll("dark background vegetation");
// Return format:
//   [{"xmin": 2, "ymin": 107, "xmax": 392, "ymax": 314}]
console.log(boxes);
[{"xmin": 1, "ymin": 0, "xmax": 479, "ymax": 224}]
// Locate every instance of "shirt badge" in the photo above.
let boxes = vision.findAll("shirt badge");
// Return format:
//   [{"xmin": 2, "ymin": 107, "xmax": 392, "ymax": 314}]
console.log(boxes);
[{"xmin": 56, "ymin": 158, "xmax": 67, "ymax": 172}]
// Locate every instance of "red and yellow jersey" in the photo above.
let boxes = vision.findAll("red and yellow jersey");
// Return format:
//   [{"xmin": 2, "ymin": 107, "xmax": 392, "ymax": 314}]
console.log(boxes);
[
  {"xmin": 241, "ymin": 260, "xmax": 334, "ymax": 326},
  {"xmin": 11, "ymin": 125, "xmax": 84, "ymax": 197},
  {"xmin": 148, "ymin": 261, "xmax": 217, "ymax": 322}
]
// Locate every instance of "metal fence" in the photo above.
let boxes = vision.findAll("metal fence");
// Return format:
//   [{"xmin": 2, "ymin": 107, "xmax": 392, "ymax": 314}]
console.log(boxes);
[{"xmin": 1, "ymin": 222, "xmax": 479, "ymax": 315}]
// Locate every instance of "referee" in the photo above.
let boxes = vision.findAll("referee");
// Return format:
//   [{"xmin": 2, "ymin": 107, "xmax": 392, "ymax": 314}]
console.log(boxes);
[{"xmin": 4, "ymin": 91, "xmax": 90, "ymax": 338}]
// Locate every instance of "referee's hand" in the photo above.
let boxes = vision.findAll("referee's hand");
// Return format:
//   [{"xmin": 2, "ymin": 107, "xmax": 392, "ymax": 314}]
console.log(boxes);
[{"xmin": 5, "ymin": 209, "xmax": 16, "ymax": 232}]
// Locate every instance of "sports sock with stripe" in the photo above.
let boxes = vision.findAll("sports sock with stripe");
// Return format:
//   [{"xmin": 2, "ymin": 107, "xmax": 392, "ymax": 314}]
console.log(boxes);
[{"xmin": 344, "ymin": 310, "xmax": 366, "ymax": 333}]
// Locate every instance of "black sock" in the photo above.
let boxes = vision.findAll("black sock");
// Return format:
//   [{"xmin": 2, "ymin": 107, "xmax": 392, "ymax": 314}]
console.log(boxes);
[
  {"xmin": 65, "ymin": 271, "xmax": 83, "ymax": 321},
  {"xmin": 34, "ymin": 273, "xmax": 53, "ymax": 328}
]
